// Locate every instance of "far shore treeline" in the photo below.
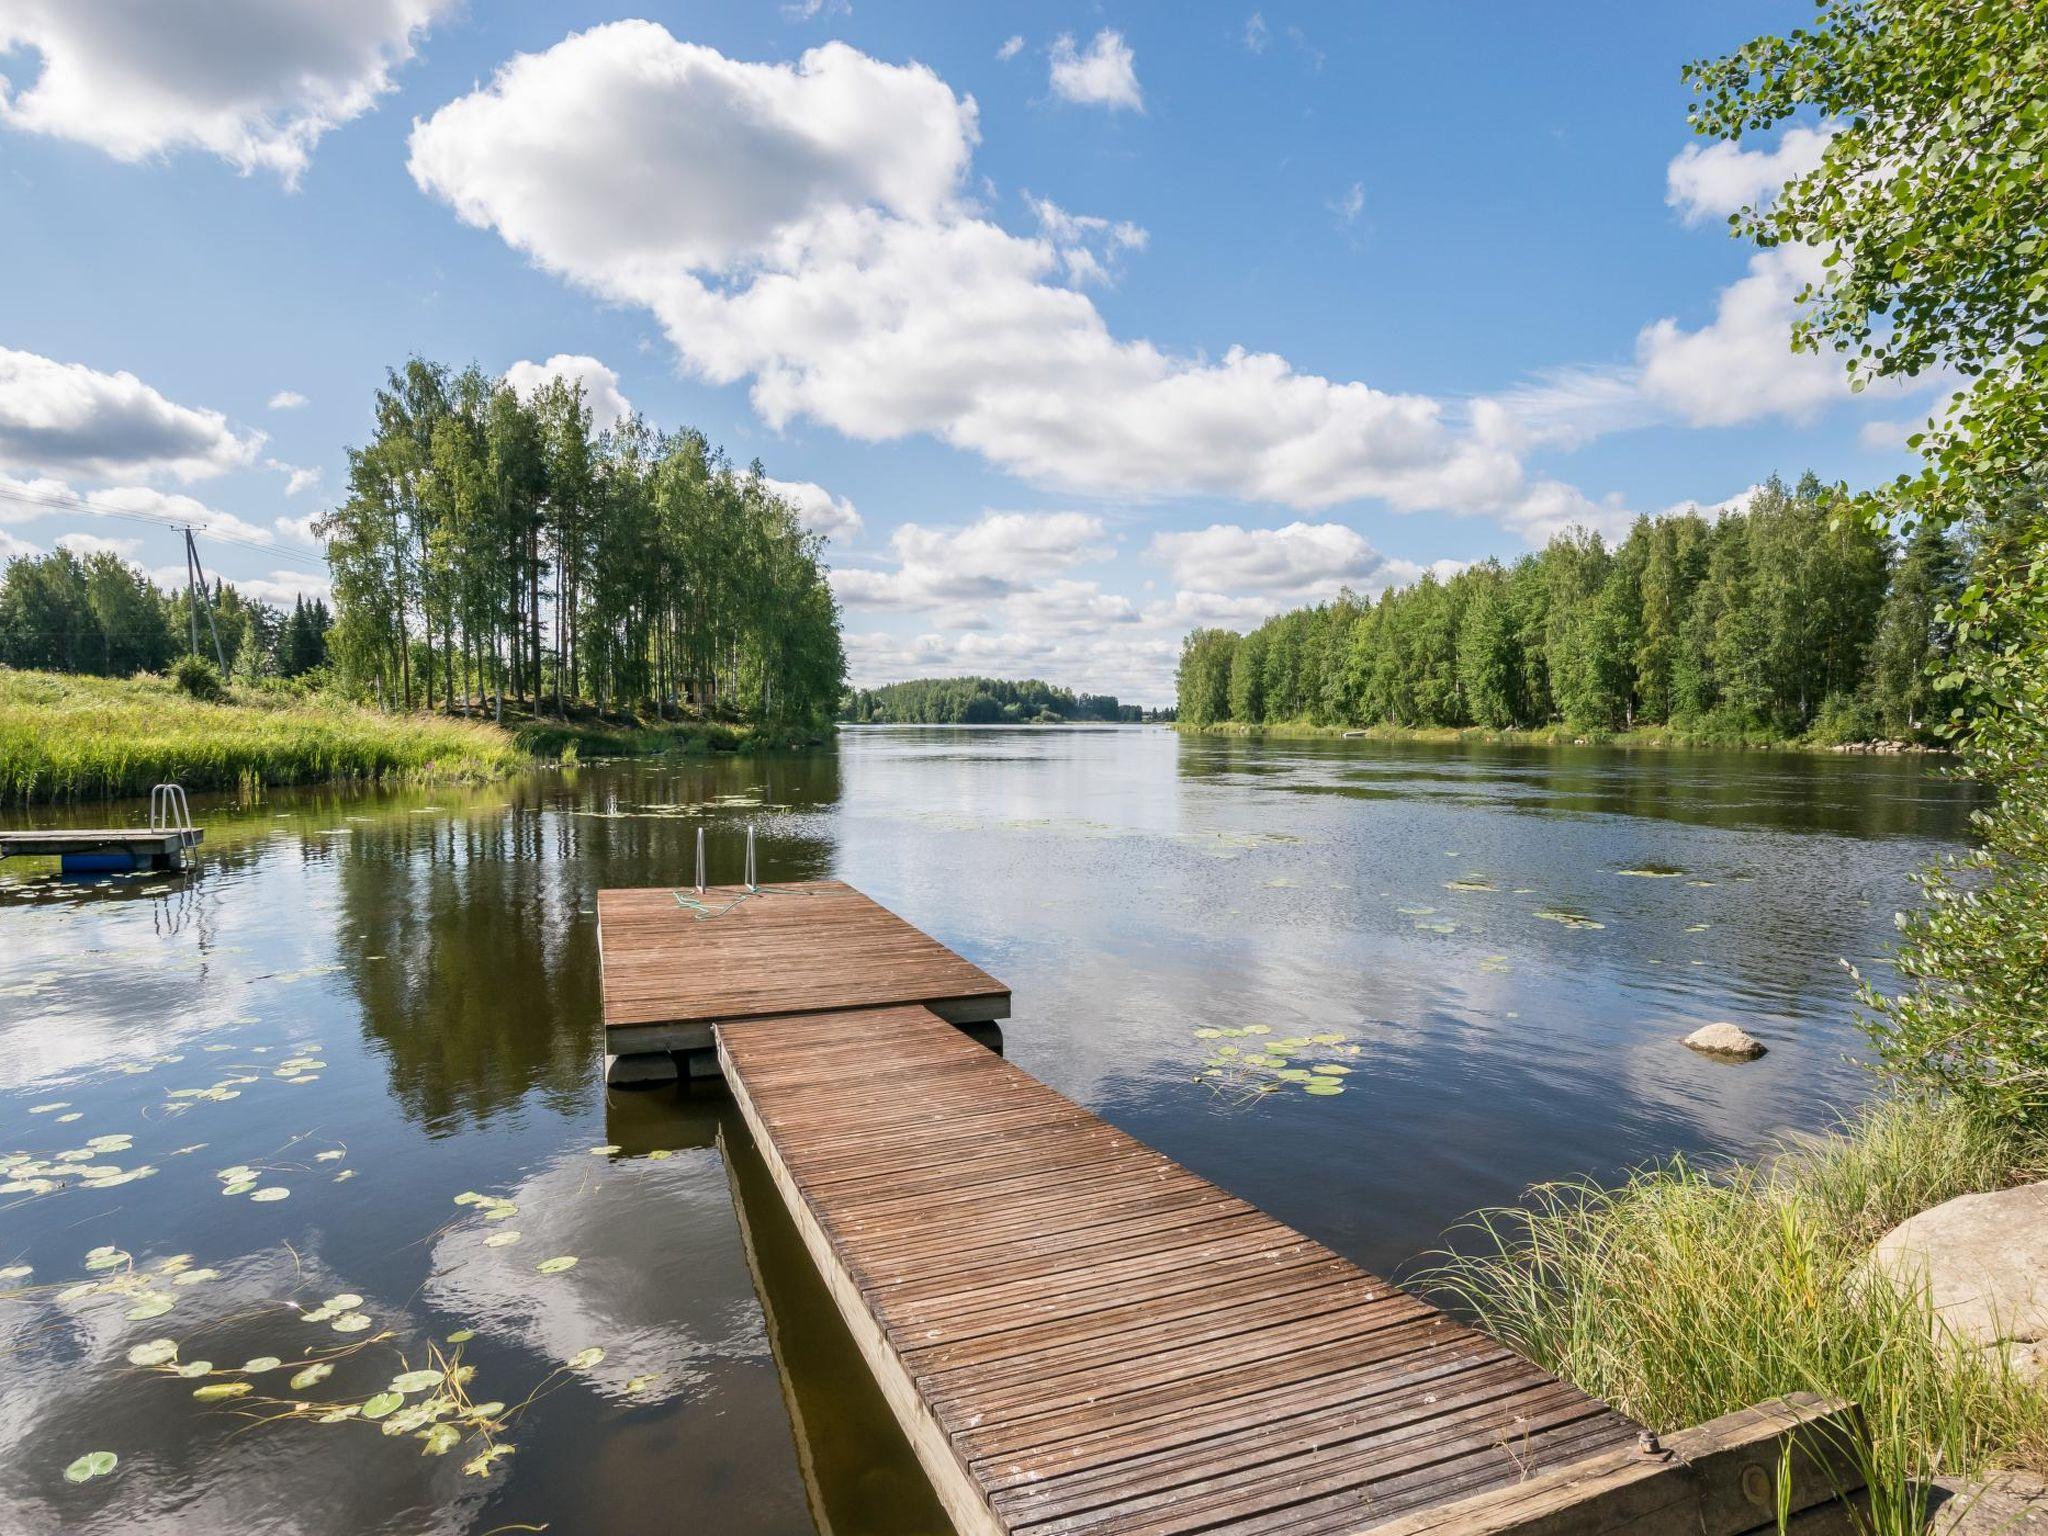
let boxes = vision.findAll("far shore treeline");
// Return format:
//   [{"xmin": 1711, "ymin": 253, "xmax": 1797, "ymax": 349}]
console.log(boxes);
[
  {"xmin": 1176, "ymin": 474, "xmax": 1960, "ymax": 744},
  {"xmin": 840, "ymin": 676, "xmax": 1149, "ymax": 724}
]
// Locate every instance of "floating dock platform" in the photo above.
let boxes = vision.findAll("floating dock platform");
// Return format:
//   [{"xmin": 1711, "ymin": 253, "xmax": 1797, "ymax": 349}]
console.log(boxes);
[
  {"xmin": 598, "ymin": 876, "xmax": 1863, "ymax": 1536},
  {"xmin": 0, "ymin": 826, "xmax": 202, "ymax": 873}
]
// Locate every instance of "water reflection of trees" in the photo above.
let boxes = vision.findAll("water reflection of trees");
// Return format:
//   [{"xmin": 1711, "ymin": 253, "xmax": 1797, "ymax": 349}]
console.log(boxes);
[{"xmin": 337, "ymin": 757, "xmax": 841, "ymax": 1129}]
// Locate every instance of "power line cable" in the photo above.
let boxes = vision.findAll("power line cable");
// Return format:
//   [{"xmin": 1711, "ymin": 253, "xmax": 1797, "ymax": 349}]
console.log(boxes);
[{"xmin": 0, "ymin": 483, "xmax": 330, "ymax": 573}]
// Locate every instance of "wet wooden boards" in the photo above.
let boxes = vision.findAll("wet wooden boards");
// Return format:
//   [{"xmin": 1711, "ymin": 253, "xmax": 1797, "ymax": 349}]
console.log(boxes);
[
  {"xmin": 597, "ymin": 880, "xmax": 1010, "ymax": 1056},
  {"xmin": 718, "ymin": 1003, "xmax": 1645, "ymax": 1536}
]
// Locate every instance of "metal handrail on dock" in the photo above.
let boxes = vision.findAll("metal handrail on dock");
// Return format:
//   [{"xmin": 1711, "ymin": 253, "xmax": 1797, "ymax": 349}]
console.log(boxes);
[{"xmin": 150, "ymin": 783, "xmax": 199, "ymax": 848}]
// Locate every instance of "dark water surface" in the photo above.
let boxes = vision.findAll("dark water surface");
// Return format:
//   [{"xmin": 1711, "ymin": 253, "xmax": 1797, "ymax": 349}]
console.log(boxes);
[{"xmin": 0, "ymin": 727, "xmax": 1974, "ymax": 1534}]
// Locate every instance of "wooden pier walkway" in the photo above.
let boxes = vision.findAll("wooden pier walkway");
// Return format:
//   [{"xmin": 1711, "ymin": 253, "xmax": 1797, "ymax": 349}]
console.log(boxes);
[{"xmin": 599, "ymin": 879, "xmax": 1861, "ymax": 1536}]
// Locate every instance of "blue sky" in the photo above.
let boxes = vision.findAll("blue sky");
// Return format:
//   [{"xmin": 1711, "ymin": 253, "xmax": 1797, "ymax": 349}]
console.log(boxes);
[{"xmin": 0, "ymin": 2, "xmax": 1936, "ymax": 703}]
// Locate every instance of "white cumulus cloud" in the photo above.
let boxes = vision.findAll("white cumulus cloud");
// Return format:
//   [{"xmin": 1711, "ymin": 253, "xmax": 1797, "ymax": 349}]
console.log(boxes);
[
  {"xmin": 408, "ymin": 25, "xmax": 1638, "ymax": 546},
  {"xmin": 0, "ymin": 347, "xmax": 260, "ymax": 481},
  {"xmin": 1147, "ymin": 520, "xmax": 1388, "ymax": 598},
  {"xmin": 502, "ymin": 353, "xmax": 634, "ymax": 429},
  {"xmin": 832, "ymin": 510, "xmax": 1107, "ymax": 611},
  {"xmin": 1048, "ymin": 29, "xmax": 1142, "ymax": 112},
  {"xmin": 267, "ymin": 390, "xmax": 308, "ymax": 410},
  {"xmin": 1666, "ymin": 123, "xmax": 1835, "ymax": 225},
  {"xmin": 410, "ymin": 26, "xmax": 978, "ymax": 273},
  {"xmin": 1635, "ymin": 246, "xmax": 1847, "ymax": 427},
  {"xmin": 761, "ymin": 476, "xmax": 861, "ymax": 541},
  {"xmin": 0, "ymin": 0, "xmax": 455, "ymax": 184},
  {"xmin": 54, "ymin": 530, "xmax": 141, "ymax": 560}
]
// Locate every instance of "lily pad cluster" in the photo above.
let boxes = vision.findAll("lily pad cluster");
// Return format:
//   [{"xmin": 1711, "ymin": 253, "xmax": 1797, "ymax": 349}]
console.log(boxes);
[
  {"xmin": 126, "ymin": 1322, "xmax": 521, "ymax": 1472},
  {"xmin": 2, "ymin": 1132, "xmax": 156, "ymax": 1197},
  {"xmin": 1191, "ymin": 1024, "xmax": 1357, "ymax": 1105}
]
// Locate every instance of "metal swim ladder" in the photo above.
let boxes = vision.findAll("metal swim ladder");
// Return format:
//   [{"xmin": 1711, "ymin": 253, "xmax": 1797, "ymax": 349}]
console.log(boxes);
[{"xmin": 149, "ymin": 783, "xmax": 199, "ymax": 849}]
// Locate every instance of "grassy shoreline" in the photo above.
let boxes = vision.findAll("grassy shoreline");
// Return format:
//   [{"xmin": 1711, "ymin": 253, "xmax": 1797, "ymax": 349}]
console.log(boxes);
[
  {"xmin": 0, "ymin": 669, "xmax": 817, "ymax": 806},
  {"xmin": 1424, "ymin": 1098, "xmax": 2048, "ymax": 1531},
  {"xmin": 1178, "ymin": 719, "xmax": 1943, "ymax": 753}
]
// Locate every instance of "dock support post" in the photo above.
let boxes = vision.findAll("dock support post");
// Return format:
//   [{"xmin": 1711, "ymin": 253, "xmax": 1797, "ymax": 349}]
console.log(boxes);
[{"xmin": 604, "ymin": 1051, "xmax": 680, "ymax": 1087}]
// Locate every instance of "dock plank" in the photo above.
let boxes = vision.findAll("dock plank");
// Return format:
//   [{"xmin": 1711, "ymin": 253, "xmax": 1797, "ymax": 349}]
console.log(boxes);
[{"xmin": 718, "ymin": 1004, "xmax": 1640, "ymax": 1536}]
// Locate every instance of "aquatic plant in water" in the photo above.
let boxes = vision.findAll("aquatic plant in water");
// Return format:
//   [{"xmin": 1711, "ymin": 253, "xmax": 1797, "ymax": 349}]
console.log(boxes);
[{"xmin": 1190, "ymin": 1024, "xmax": 1358, "ymax": 1105}]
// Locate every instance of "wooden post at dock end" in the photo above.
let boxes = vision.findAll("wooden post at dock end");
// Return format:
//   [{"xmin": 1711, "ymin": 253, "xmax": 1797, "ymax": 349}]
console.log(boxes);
[{"xmin": 1363, "ymin": 1394, "xmax": 1867, "ymax": 1536}]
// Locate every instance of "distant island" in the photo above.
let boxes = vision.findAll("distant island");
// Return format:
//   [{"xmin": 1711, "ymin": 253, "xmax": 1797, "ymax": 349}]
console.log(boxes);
[{"xmin": 840, "ymin": 677, "xmax": 1171, "ymax": 725}]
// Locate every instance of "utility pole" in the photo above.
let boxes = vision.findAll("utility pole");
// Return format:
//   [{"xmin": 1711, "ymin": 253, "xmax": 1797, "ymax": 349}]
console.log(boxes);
[
  {"xmin": 183, "ymin": 532, "xmax": 200, "ymax": 658},
  {"xmin": 183, "ymin": 527, "xmax": 227, "ymax": 673}
]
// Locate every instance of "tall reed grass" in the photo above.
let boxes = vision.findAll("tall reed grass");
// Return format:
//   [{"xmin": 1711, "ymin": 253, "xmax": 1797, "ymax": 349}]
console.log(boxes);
[
  {"xmin": 0, "ymin": 668, "xmax": 528, "ymax": 805},
  {"xmin": 1422, "ymin": 1097, "xmax": 2048, "ymax": 1535}
]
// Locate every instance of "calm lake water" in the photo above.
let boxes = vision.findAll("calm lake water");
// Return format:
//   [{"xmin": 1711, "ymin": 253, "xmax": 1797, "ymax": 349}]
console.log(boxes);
[{"xmin": 0, "ymin": 726, "xmax": 1976, "ymax": 1534}]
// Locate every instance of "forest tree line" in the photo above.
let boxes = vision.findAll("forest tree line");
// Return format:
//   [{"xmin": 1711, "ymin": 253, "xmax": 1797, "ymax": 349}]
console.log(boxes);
[
  {"xmin": 0, "ymin": 546, "xmax": 331, "ymax": 682},
  {"xmin": 321, "ymin": 359, "xmax": 845, "ymax": 726},
  {"xmin": 841, "ymin": 676, "xmax": 1145, "ymax": 724},
  {"xmin": 1176, "ymin": 475, "xmax": 1962, "ymax": 741}
]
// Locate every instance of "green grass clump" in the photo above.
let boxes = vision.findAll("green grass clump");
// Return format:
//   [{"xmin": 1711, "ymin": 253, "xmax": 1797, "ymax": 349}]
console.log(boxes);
[
  {"xmin": 0, "ymin": 668, "xmax": 529, "ymax": 805},
  {"xmin": 1423, "ymin": 1097, "xmax": 2048, "ymax": 1533}
]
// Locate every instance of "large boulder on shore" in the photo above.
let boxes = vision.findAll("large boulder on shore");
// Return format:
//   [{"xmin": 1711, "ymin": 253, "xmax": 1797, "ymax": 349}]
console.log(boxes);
[
  {"xmin": 1681, "ymin": 1022, "xmax": 1766, "ymax": 1059},
  {"xmin": 1871, "ymin": 1181, "xmax": 2048, "ymax": 1378}
]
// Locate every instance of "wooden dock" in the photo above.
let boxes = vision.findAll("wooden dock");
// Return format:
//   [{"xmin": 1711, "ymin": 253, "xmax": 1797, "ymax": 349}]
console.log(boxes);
[{"xmin": 599, "ymin": 878, "xmax": 1863, "ymax": 1536}]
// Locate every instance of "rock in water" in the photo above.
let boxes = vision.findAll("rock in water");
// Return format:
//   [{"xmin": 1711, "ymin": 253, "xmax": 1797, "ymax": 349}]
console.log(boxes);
[
  {"xmin": 1871, "ymin": 1181, "xmax": 2048, "ymax": 1380},
  {"xmin": 1681, "ymin": 1022, "xmax": 1766, "ymax": 1059}
]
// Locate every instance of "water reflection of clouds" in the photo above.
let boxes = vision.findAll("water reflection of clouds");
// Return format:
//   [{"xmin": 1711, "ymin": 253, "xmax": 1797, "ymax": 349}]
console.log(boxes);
[
  {"xmin": 0, "ymin": 1242, "xmax": 518, "ymax": 1536},
  {"xmin": 422, "ymin": 1149, "xmax": 769, "ymax": 1407}
]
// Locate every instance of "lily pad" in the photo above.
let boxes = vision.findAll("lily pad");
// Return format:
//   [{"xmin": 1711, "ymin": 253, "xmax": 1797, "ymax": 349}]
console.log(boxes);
[
  {"xmin": 192, "ymin": 1382, "xmax": 250, "ymax": 1401},
  {"xmin": 176, "ymin": 1360, "xmax": 213, "ymax": 1378},
  {"xmin": 249, "ymin": 1187, "xmax": 290, "ymax": 1202},
  {"xmin": 568, "ymin": 1347, "xmax": 604, "ymax": 1370},
  {"xmin": 483, "ymin": 1231, "xmax": 520, "ymax": 1248},
  {"xmin": 390, "ymin": 1369, "xmax": 444, "ymax": 1394},
  {"xmin": 290, "ymin": 1362, "xmax": 333, "ymax": 1390},
  {"xmin": 1302, "ymin": 1080, "xmax": 1345, "ymax": 1096},
  {"xmin": 125, "ymin": 1294, "xmax": 174, "ymax": 1321},
  {"xmin": 1533, "ymin": 908, "xmax": 1606, "ymax": 931},
  {"xmin": 361, "ymin": 1392, "xmax": 403, "ymax": 1420},
  {"xmin": 535, "ymin": 1256, "xmax": 578, "ymax": 1275},
  {"xmin": 332, "ymin": 1313, "xmax": 373, "ymax": 1334},
  {"xmin": 242, "ymin": 1356, "xmax": 283, "ymax": 1374},
  {"xmin": 446, "ymin": 1328, "xmax": 475, "ymax": 1343},
  {"xmin": 62, "ymin": 1451, "xmax": 118, "ymax": 1483},
  {"xmin": 420, "ymin": 1422, "xmax": 463, "ymax": 1456},
  {"xmin": 126, "ymin": 1338, "xmax": 178, "ymax": 1367}
]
